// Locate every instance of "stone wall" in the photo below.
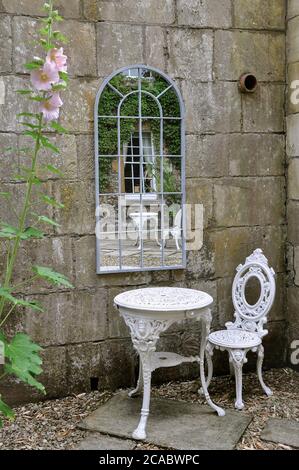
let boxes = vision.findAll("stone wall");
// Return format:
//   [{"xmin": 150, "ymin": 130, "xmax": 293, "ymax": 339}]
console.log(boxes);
[
  {"xmin": 0, "ymin": 0, "xmax": 287, "ymax": 404},
  {"xmin": 287, "ymin": 0, "xmax": 299, "ymax": 370}
]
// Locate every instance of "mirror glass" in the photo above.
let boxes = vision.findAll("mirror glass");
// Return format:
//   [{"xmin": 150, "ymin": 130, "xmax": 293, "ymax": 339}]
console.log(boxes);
[{"xmin": 96, "ymin": 66, "xmax": 185, "ymax": 273}]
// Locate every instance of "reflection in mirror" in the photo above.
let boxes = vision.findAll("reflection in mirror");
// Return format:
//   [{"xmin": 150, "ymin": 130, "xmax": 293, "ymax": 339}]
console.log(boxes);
[{"xmin": 96, "ymin": 65, "xmax": 185, "ymax": 273}]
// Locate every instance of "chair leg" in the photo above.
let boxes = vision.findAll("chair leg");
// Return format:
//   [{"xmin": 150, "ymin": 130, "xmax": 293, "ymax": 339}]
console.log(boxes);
[
  {"xmin": 129, "ymin": 358, "xmax": 143, "ymax": 398},
  {"xmin": 230, "ymin": 349, "xmax": 247, "ymax": 410},
  {"xmin": 199, "ymin": 343, "xmax": 214, "ymax": 394},
  {"xmin": 257, "ymin": 344, "xmax": 273, "ymax": 397}
]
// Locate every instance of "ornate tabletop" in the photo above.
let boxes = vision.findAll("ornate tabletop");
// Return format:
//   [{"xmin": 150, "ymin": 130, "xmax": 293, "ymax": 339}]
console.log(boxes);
[{"xmin": 114, "ymin": 287, "xmax": 213, "ymax": 312}]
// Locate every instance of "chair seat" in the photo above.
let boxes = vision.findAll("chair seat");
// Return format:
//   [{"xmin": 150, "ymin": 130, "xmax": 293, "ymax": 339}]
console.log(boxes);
[{"xmin": 209, "ymin": 329, "xmax": 262, "ymax": 349}]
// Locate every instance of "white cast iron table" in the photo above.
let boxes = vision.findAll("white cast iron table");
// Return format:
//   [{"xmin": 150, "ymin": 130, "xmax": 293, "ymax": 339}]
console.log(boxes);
[{"xmin": 114, "ymin": 287, "xmax": 225, "ymax": 440}]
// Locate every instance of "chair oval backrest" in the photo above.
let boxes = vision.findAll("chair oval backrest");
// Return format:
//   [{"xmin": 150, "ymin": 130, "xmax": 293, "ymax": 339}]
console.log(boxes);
[{"xmin": 232, "ymin": 249, "xmax": 276, "ymax": 324}]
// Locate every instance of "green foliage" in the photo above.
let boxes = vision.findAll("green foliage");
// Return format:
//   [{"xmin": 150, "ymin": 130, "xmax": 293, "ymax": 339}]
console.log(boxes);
[
  {"xmin": 32, "ymin": 266, "xmax": 74, "ymax": 289},
  {"xmin": 3, "ymin": 333, "xmax": 45, "ymax": 393},
  {"xmin": 0, "ymin": 397, "xmax": 15, "ymax": 428},
  {"xmin": 98, "ymin": 74, "xmax": 181, "ymax": 192}
]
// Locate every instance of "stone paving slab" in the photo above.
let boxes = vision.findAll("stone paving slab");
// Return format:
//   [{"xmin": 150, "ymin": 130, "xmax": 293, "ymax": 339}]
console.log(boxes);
[
  {"xmin": 77, "ymin": 433, "xmax": 135, "ymax": 450},
  {"xmin": 79, "ymin": 392, "xmax": 251, "ymax": 450},
  {"xmin": 261, "ymin": 418, "xmax": 299, "ymax": 448}
]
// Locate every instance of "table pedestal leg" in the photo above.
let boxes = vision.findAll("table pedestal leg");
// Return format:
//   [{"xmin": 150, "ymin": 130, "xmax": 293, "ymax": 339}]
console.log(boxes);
[
  {"xmin": 199, "ymin": 310, "xmax": 225, "ymax": 417},
  {"xmin": 121, "ymin": 314, "xmax": 172, "ymax": 440}
]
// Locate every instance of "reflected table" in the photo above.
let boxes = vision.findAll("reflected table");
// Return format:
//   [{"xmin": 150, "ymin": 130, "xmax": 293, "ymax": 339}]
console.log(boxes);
[
  {"xmin": 129, "ymin": 212, "xmax": 160, "ymax": 250},
  {"xmin": 114, "ymin": 287, "xmax": 225, "ymax": 440}
]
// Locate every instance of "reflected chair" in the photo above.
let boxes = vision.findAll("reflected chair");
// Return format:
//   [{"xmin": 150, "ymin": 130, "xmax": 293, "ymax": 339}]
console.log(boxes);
[
  {"xmin": 205, "ymin": 249, "xmax": 276, "ymax": 410},
  {"xmin": 161, "ymin": 209, "xmax": 182, "ymax": 251}
]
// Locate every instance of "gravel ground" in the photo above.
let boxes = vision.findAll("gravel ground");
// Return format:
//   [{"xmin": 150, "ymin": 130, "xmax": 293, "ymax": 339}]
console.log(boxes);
[{"xmin": 0, "ymin": 368, "xmax": 298, "ymax": 450}]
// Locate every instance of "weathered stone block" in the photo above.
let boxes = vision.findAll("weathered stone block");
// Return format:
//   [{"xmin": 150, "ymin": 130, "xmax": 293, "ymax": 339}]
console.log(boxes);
[
  {"xmin": 288, "ymin": 158, "xmax": 299, "ymax": 199},
  {"xmin": 228, "ymin": 134, "xmax": 284, "ymax": 177},
  {"xmin": 25, "ymin": 289, "xmax": 108, "ymax": 346},
  {"xmin": 215, "ymin": 31, "xmax": 285, "ymax": 81},
  {"xmin": 0, "ymin": 76, "xmax": 35, "ymax": 132},
  {"xmin": 0, "ymin": 133, "xmax": 19, "ymax": 181},
  {"xmin": 263, "ymin": 321, "xmax": 287, "ymax": 368},
  {"xmin": 186, "ymin": 179, "xmax": 213, "ymax": 228},
  {"xmin": 40, "ymin": 346, "xmax": 68, "ymax": 398},
  {"xmin": 89, "ymin": 0, "xmax": 176, "ymax": 24},
  {"xmin": 287, "ymin": 16, "xmax": 299, "ymax": 63},
  {"xmin": 19, "ymin": 133, "xmax": 78, "ymax": 180},
  {"xmin": 287, "ymin": 286, "xmax": 299, "ymax": 343},
  {"xmin": 97, "ymin": 23, "xmax": 143, "ymax": 77},
  {"xmin": 210, "ymin": 225, "xmax": 285, "ymax": 278},
  {"xmin": 0, "ymin": 16, "xmax": 12, "ymax": 73},
  {"xmin": 287, "ymin": 201, "xmax": 299, "ymax": 244},
  {"xmin": 243, "ymin": 84, "xmax": 285, "ymax": 132},
  {"xmin": 13, "ymin": 17, "xmax": 96, "ymax": 77},
  {"xmin": 145, "ymin": 26, "xmax": 167, "ymax": 71},
  {"xmin": 167, "ymin": 29, "xmax": 213, "ymax": 81},
  {"xmin": 60, "ymin": 78, "xmax": 99, "ymax": 133},
  {"xmin": 294, "ymin": 246, "xmax": 299, "ymax": 285},
  {"xmin": 53, "ymin": 180, "xmax": 95, "ymax": 235},
  {"xmin": 186, "ymin": 242, "xmax": 215, "ymax": 280},
  {"xmin": 66, "ymin": 339, "xmax": 136, "ymax": 393},
  {"xmin": 288, "ymin": 0, "xmax": 299, "ymax": 19},
  {"xmin": 234, "ymin": 0, "xmax": 286, "ymax": 29},
  {"xmin": 17, "ymin": 236, "xmax": 74, "ymax": 294},
  {"xmin": 2, "ymin": 0, "xmax": 81, "ymax": 18},
  {"xmin": 182, "ymin": 81, "xmax": 242, "ymax": 133},
  {"xmin": 287, "ymin": 62, "xmax": 299, "ymax": 115},
  {"xmin": 186, "ymin": 134, "xmax": 229, "ymax": 178},
  {"xmin": 214, "ymin": 177, "xmax": 285, "ymax": 227},
  {"xmin": 76, "ymin": 134, "xmax": 94, "ymax": 180},
  {"xmin": 107, "ymin": 287, "xmax": 131, "ymax": 338},
  {"xmin": 287, "ymin": 114, "xmax": 299, "ymax": 157},
  {"xmin": 177, "ymin": 0, "xmax": 232, "ymax": 28}
]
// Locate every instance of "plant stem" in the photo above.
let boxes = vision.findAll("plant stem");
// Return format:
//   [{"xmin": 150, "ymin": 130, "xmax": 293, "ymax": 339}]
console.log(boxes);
[
  {"xmin": 0, "ymin": 113, "xmax": 43, "ymax": 320},
  {"xmin": 0, "ymin": 305, "xmax": 17, "ymax": 329}
]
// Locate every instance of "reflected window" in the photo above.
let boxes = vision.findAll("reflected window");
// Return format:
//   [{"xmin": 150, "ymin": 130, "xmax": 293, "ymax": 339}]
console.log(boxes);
[{"xmin": 95, "ymin": 65, "xmax": 185, "ymax": 274}]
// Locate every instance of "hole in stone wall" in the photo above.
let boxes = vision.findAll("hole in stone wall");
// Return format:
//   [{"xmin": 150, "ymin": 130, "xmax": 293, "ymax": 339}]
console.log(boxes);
[
  {"xmin": 239, "ymin": 73, "xmax": 258, "ymax": 93},
  {"xmin": 90, "ymin": 377, "xmax": 99, "ymax": 391}
]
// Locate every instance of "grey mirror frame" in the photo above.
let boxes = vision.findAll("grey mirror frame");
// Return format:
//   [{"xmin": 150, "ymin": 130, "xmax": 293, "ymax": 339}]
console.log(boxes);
[{"xmin": 94, "ymin": 64, "xmax": 186, "ymax": 274}]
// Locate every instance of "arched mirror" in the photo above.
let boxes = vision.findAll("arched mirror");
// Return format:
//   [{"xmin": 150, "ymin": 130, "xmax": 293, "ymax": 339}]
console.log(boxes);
[{"xmin": 95, "ymin": 65, "xmax": 186, "ymax": 273}]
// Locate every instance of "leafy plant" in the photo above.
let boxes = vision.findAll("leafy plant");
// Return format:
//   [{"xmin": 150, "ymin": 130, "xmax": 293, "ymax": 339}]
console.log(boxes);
[{"xmin": 0, "ymin": 1, "xmax": 73, "ymax": 427}]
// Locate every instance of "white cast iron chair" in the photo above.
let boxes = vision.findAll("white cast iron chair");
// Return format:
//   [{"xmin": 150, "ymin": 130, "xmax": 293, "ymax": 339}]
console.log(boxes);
[
  {"xmin": 205, "ymin": 249, "xmax": 276, "ymax": 410},
  {"xmin": 161, "ymin": 209, "xmax": 182, "ymax": 251}
]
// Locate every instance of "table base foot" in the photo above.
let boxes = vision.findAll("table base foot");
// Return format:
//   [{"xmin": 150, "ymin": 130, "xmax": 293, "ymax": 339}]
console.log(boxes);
[{"xmin": 132, "ymin": 416, "xmax": 148, "ymax": 440}]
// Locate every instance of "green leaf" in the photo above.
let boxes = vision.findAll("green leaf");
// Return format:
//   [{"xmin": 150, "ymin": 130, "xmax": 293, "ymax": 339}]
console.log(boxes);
[
  {"xmin": 0, "ymin": 288, "xmax": 42, "ymax": 311},
  {"xmin": 16, "ymin": 89, "xmax": 33, "ymax": 95},
  {"xmin": 52, "ymin": 31, "xmax": 68, "ymax": 43},
  {"xmin": 50, "ymin": 122, "xmax": 68, "ymax": 134},
  {"xmin": 17, "ymin": 112, "xmax": 39, "ymax": 120},
  {"xmin": 28, "ymin": 96, "xmax": 45, "ymax": 102},
  {"xmin": 41, "ymin": 195, "xmax": 64, "ymax": 209},
  {"xmin": 40, "ymin": 136, "xmax": 60, "ymax": 154},
  {"xmin": 0, "ymin": 192, "xmax": 11, "ymax": 199},
  {"xmin": 44, "ymin": 164, "xmax": 64, "ymax": 177},
  {"xmin": 32, "ymin": 214, "xmax": 60, "ymax": 228},
  {"xmin": 19, "ymin": 122, "xmax": 40, "ymax": 130},
  {"xmin": 32, "ymin": 266, "xmax": 74, "ymax": 289},
  {"xmin": 24, "ymin": 59, "xmax": 44, "ymax": 71},
  {"xmin": 4, "ymin": 333, "xmax": 45, "ymax": 394},
  {"xmin": 24, "ymin": 130, "xmax": 40, "ymax": 141},
  {"xmin": 51, "ymin": 82, "xmax": 67, "ymax": 92},
  {"xmin": 0, "ymin": 397, "xmax": 15, "ymax": 427},
  {"xmin": 21, "ymin": 227, "xmax": 45, "ymax": 240},
  {"xmin": 59, "ymin": 71, "xmax": 68, "ymax": 82},
  {"xmin": 0, "ymin": 224, "xmax": 18, "ymax": 239}
]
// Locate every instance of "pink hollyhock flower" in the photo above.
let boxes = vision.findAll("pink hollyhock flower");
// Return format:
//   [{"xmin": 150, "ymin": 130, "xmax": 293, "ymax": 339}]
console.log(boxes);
[
  {"xmin": 31, "ymin": 62, "xmax": 60, "ymax": 91},
  {"xmin": 39, "ymin": 93, "xmax": 63, "ymax": 122},
  {"xmin": 46, "ymin": 48, "xmax": 67, "ymax": 72}
]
